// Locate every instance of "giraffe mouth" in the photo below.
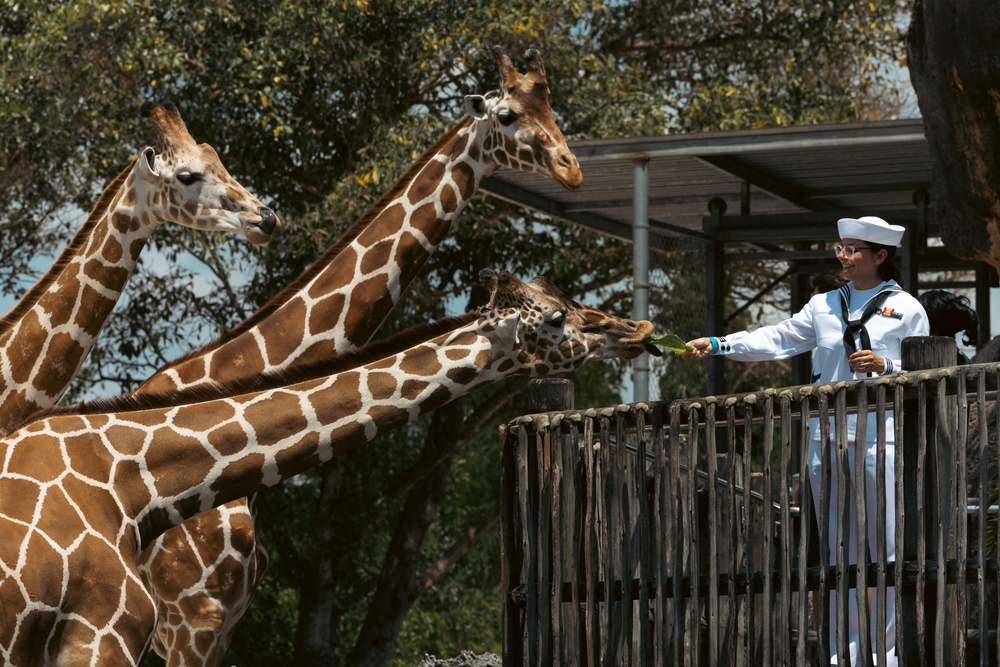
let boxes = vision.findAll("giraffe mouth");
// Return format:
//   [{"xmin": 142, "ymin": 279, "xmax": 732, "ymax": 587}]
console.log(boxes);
[
  {"xmin": 257, "ymin": 208, "xmax": 278, "ymax": 235},
  {"xmin": 551, "ymin": 150, "xmax": 583, "ymax": 189},
  {"xmin": 244, "ymin": 207, "xmax": 279, "ymax": 244}
]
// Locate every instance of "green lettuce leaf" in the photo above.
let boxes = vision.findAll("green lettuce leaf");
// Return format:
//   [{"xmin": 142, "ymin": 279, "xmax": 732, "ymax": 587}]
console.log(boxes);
[{"xmin": 646, "ymin": 333, "xmax": 694, "ymax": 354}]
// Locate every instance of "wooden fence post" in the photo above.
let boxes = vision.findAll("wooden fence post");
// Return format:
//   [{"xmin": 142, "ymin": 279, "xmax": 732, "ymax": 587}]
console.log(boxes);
[
  {"xmin": 529, "ymin": 378, "xmax": 575, "ymax": 414},
  {"xmin": 900, "ymin": 335, "xmax": 957, "ymax": 665}
]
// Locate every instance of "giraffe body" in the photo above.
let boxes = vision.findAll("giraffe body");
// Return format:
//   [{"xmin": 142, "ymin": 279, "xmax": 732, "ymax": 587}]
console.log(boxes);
[
  {"xmin": 132, "ymin": 48, "xmax": 582, "ymax": 665},
  {"xmin": 0, "ymin": 102, "xmax": 278, "ymax": 435},
  {"xmin": 0, "ymin": 270, "xmax": 657, "ymax": 665}
]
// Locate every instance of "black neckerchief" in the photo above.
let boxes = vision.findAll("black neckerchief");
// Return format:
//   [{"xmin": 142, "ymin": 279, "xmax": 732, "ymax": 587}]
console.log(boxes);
[{"xmin": 839, "ymin": 283, "xmax": 900, "ymax": 375}]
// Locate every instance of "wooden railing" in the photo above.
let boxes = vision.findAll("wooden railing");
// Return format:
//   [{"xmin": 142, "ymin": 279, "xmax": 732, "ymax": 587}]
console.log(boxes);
[{"xmin": 500, "ymin": 338, "xmax": 1000, "ymax": 666}]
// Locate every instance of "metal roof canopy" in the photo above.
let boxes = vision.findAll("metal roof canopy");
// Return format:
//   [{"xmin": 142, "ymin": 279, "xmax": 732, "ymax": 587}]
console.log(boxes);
[{"xmin": 481, "ymin": 118, "xmax": 997, "ymax": 396}]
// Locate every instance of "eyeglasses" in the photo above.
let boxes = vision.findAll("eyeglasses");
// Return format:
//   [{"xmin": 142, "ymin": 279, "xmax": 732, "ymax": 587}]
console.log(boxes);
[{"xmin": 834, "ymin": 244, "xmax": 872, "ymax": 256}]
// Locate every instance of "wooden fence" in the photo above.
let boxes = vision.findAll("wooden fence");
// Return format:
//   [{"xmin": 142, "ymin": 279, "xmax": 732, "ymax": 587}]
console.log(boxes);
[{"xmin": 499, "ymin": 338, "xmax": 1000, "ymax": 666}]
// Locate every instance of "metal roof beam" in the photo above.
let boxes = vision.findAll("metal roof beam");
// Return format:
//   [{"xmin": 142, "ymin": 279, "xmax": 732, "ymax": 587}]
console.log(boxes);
[
  {"xmin": 569, "ymin": 120, "xmax": 926, "ymax": 163},
  {"xmin": 697, "ymin": 154, "xmax": 840, "ymax": 211},
  {"xmin": 562, "ymin": 190, "xmax": 772, "ymax": 213}
]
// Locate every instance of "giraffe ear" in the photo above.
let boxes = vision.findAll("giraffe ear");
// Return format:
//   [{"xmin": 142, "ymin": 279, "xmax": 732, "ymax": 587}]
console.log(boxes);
[
  {"xmin": 495, "ymin": 311, "xmax": 522, "ymax": 346},
  {"xmin": 463, "ymin": 95, "xmax": 489, "ymax": 121},
  {"xmin": 137, "ymin": 146, "xmax": 160, "ymax": 182}
]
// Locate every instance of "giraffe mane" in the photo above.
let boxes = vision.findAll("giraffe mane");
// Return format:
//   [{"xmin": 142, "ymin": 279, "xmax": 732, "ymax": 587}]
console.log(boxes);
[
  {"xmin": 0, "ymin": 158, "xmax": 138, "ymax": 335},
  {"xmin": 14, "ymin": 312, "xmax": 479, "ymax": 430},
  {"xmin": 153, "ymin": 117, "xmax": 476, "ymax": 376}
]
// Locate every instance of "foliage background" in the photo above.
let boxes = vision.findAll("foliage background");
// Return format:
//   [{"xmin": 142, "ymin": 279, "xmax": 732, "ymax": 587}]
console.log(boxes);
[{"xmin": 0, "ymin": 1, "xmax": 909, "ymax": 665}]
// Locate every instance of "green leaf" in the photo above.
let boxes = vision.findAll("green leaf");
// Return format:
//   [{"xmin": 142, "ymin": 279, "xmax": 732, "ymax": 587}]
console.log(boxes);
[{"xmin": 645, "ymin": 333, "xmax": 693, "ymax": 354}]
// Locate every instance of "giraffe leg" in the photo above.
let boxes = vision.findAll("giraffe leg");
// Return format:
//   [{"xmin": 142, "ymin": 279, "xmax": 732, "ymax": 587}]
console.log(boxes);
[{"xmin": 142, "ymin": 501, "xmax": 265, "ymax": 667}]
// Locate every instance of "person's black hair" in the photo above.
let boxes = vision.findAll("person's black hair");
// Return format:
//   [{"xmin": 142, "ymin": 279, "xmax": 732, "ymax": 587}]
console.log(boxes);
[
  {"xmin": 919, "ymin": 289, "xmax": 979, "ymax": 346},
  {"xmin": 868, "ymin": 242, "xmax": 903, "ymax": 286},
  {"xmin": 811, "ymin": 270, "xmax": 847, "ymax": 295}
]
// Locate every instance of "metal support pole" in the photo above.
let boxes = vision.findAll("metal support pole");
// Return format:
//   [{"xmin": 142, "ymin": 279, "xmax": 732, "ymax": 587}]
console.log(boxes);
[
  {"xmin": 632, "ymin": 158, "xmax": 650, "ymax": 402},
  {"xmin": 907, "ymin": 190, "xmax": 928, "ymax": 291},
  {"xmin": 707, "ymin": 197, "xmax": 727, "ymax": 395},
  {"xmin": 975, "ymin": 263, "xmax": 993, "ymax": 352}
]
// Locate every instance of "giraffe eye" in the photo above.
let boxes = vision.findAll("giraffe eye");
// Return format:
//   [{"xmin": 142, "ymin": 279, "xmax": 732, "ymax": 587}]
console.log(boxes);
[
  {"xmin": 497, "ymin": 109, "xmax": 519, "ymax": 126},
  {"xmin": 176, "ymin": 172, "xmax": 202, "ymax": 185},
  {"xmin": 549, "ymin": 312, "xmax": 565, "ymax": 327}
]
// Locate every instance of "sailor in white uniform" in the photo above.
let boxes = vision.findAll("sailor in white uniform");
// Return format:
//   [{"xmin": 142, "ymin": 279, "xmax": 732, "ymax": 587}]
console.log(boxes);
[{"xmin": 684, "ymin": 215, "xmax": 929, "ymax": 666}]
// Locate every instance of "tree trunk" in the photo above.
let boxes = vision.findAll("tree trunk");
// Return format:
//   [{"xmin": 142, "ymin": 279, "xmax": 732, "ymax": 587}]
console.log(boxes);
[
  {"xmin": 347, "ymin": 403, "xmax": 460, "ymax": 667},
  {"xmin": 294, "ymin": 459, "xmax": 348, "ymax": 667},
  {"xmin": 907, "ymin": 0, "xmax": 1000, "ymax": 272}
]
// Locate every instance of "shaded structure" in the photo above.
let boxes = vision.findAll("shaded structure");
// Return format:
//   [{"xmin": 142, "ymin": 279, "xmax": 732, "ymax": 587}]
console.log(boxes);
[{"xmin": 483, "ymin": 119, "xmax": 997, "ymax": 395}]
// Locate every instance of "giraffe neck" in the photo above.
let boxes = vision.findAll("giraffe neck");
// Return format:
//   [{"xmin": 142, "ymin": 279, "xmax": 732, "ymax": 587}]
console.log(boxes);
[
  {"xmin": 140, "ymin": 117, "xmax": 501, "ymax": 394},
  {"xmin": 0, "ymin": 162, "xmax": 149, "ymax": 432},
  {"xmin": 18, "ymin": 312, "xmax": 508, "ymax": 548}
]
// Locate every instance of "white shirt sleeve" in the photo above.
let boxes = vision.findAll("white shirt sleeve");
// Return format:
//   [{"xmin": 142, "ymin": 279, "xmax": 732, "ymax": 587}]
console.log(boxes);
[{"xmin": 715, "ymin": 301, "xmax": 817, "ymax": 362}]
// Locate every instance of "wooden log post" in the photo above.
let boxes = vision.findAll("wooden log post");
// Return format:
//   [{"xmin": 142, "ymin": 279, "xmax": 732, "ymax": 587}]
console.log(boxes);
[
  {"xmin": 529, "ymin": 378, "xmax": 575, "ymax": 414},
  {"xmin": 899, "ymin": 336, "xmax": 957, "ymax": 666},
  {"xmin": 501, "ymin": 379, "xmax": 575, "ymax": 667}
]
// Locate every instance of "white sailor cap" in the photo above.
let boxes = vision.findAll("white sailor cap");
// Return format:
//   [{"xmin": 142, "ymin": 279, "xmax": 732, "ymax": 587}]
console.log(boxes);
[{"xmin": 837, "ymin": 215, "xmax": 905, "ymax": 246}]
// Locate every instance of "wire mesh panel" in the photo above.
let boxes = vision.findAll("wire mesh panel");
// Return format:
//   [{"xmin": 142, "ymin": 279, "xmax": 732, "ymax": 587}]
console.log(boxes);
[{"xmin": 501, "ymin": 361, "xmax": 1000, "ymax": 667}]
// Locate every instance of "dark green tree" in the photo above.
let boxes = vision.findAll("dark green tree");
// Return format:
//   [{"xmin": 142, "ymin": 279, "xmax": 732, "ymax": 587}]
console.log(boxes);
[{"xmin": 1, "ymin": 2, "xmax": 910, "ymax": 665}]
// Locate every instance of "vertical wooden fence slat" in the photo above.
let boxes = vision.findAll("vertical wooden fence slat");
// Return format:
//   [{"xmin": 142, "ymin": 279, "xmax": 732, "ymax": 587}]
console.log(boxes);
[
  {"xmin": 741, "ymin": 399, "xmax": 755, "ymax": 666},
  {"xmin": 761, "ymin": 395, "xmax": 775, "ymax": 667},
  {"xmin": 894, "ymin": 377, "xmax": 907, "ymax": 665},
  {"xmin": 656, "ymin": 405, "xmax": 672, "ymax": 666},
  {"xmin": 582, "ymin": 415, "xmax": 597, "ymax": 667},
  {"xmin": 874, "ymin": 381, "xmax": 889, "ymax": 666},
  {"xmin": 614, "ymin": 415, "xmax": 632, "ymax": 665},
  {"xmin": 516, "ymin": 425, "xmax": 535, "ymax": 666},
  {"xmin": 933, "ymin": 375, "xmax": 948, "ymax": 666},
  {"xmin": 668, "ymin": 404, "xmax": 687, "ymax": 665},
  {"xmin": 976, "ymin": 369, "xmax": 990, "ymax": 665},
  {"xmin": 599, "ymin": 415, "xmax": 618, "ymax": 665},
  {"xmin": 635, "ymin": 409, "xmax": 650, "ymax": 667},
  {"xmin": 563, "ymin": 419, "xmax": 581, "ymax": 666},
  {"xmin": 832, "ymin": 386, "xmax": 851, "ymax": 664},
  {"xmin": 535, "ymin": 429, "xmax": 552, "ymax": 667},
  {"xmin": 500, "ymin": 424, "xmax": 520, "ymax": 667},
  {"xmin": 727, "ymin": 403, "xmax": 739, "ymax": 666},
  {"xmin": 850, "ymin": 384, "xmax": 871, "ymax": 667},
  {"xmin": 917, "ymin": 379, "xmax": 928, "ymax": 667},
  {"xmin": 704, "ymin": 403, "xmax": 718, "ymax": 667},
  {"xmin": 778, "ymin": 392, "xmax": 793, "ymax": 667},
  {"xmin": 796, "ymin": 393, "xmax": 812, "ymax": 667},
  {"xmin": 956, "ymin": 369, "xmax": 969, "ymax": 667},
  {"xmin": 992, "ymin": 367, "xmax": 1000, "ymax": 666},
  {"xmin": 817, "ymin": 390, "xmax": 833, "ymax": 662},
  {"xmin": 548, "ymin": 426, "xmax": 562, "ymax": 667},
  {"xmin": 684, "ymin": 404, "xmax": 703, "ymax": 665}
]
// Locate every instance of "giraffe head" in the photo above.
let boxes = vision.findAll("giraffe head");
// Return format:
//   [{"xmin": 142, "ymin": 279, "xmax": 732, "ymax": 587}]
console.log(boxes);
[
  {"xmin": 463, "ymin": 46, "xmax": 583, "ymax": 189},
  {"xmin": 136, "ymin": 102, "xmax": 279, "ymax": 245},
  {"xmin": 479, "ymin": 269, "xmax": 661, "ymax": 376}
]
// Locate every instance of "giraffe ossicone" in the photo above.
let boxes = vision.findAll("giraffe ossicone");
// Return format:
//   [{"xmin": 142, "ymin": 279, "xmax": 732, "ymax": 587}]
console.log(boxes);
[
  {"xmin": 0, "ymin": 270, "xmax": 658, "ymax": 665},
  {"xmin": 132, "ymin": 46, "xmax": 583, "ymax": 667},
  {"xmin": 0, "ymin": 102, "xmax": 279, "ymax": 435}
]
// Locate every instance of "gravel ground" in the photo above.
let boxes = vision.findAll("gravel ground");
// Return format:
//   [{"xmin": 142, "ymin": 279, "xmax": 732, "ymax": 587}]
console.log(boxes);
[{"xmin": 415, "ymin": 651, "xmax": 502, "ymax": 666}]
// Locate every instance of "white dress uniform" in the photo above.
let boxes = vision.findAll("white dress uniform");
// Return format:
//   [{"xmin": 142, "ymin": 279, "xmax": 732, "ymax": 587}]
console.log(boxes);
[{"xmin": 706, "ymin": 216, "xmax": 930, "ymax": 666}]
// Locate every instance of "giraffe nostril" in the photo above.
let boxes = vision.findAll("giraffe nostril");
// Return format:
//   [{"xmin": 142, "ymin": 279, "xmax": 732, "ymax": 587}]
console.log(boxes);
[
  {"xmin": 257, "ymin": 208, "xmax": 278, "ymax": 235},
  {"xmin": 557, "ymin": 152, "xmax": 577, "ymax": 168}
]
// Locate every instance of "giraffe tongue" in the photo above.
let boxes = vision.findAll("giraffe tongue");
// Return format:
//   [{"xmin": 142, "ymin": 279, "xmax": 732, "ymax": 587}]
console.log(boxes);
[{"xmin": 643, "ymin": 341, "xmax": 664, "ymax": 357}]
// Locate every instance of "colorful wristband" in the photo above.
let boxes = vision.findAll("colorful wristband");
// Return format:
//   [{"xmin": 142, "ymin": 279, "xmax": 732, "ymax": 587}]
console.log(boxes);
[{"xmin": 709, "ymin": 337, "xmax": 719, "ymax": 354}]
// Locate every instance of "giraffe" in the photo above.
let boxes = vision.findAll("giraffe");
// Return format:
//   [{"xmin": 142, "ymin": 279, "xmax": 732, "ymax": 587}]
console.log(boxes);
[
  {"xmin": 0, "ymin": 102, "xmax": 279, "ymax": 436},
  {"xmin": 130, "ymin": 47, "xmax": 582, "ymax": 665},
  {"xmin": 0, "ymin": 269, "xmax": 659, "ymax": 666}
]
